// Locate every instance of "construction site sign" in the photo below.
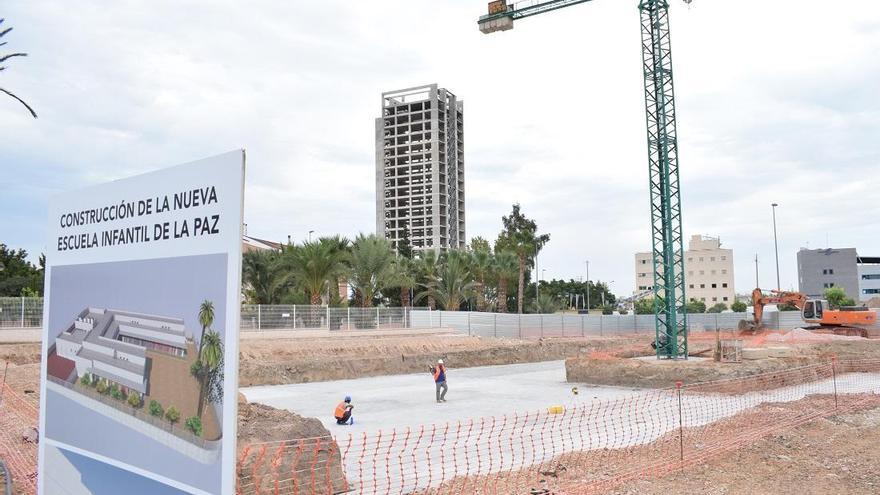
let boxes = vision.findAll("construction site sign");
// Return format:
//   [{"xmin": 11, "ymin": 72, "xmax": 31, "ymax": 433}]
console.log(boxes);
[{"xmin": 37, "ymin": 151, "xmax": 246, "ymax": 495}]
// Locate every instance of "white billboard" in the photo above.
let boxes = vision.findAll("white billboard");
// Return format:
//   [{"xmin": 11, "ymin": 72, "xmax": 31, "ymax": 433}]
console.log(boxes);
[{"xmin": 38, "ymin": 150, "xmax": 245, "ymax": 494}]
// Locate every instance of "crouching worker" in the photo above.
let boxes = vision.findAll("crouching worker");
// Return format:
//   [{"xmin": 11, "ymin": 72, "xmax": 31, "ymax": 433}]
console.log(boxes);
[{"xmin": 334, "ymin": 396, "xmax": 354, "ymax": 425}]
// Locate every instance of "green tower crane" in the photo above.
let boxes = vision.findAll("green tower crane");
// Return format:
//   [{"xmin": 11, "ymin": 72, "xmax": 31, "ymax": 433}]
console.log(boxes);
[{"xmin": 479, "ymin": 0, "xmax": 690, "ymax": 359}]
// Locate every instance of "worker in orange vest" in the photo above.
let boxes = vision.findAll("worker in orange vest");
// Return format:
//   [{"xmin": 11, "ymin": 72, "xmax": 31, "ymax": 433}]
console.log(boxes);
[
  {"xmin": 334, "ymin": 396, "xmax": 354, "ymax": 425},
  {"xmin": 429, "ymin": 359, "xmax": 448, "ymax": 403}
]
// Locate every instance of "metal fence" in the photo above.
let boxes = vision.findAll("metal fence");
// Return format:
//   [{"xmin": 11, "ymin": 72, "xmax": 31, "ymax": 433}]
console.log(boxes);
[
  {"xmin": 5, "ymin": 298, "xmax": 877, "ymax": 337},
  {"xmin": 408, "ymin": 309, "xmax": 820, "ymax": 339},
  {"xmin": 0, "ymin": 299, "xmax": 42, "ymax": 328}
]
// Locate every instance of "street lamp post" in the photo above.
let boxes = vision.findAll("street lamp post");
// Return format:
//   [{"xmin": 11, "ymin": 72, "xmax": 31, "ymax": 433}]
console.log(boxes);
[
  {"xmin": 308, "ymin": 230, "xmax": 315, "ymax": 243},
  {"xmin": 771, "ymin": 203, "xmax": 780, "ymax": 291},
  {"xmin": 585, "ymin": 260, "xmax": 590, "ymax": 312},
  {"xmin": 535, "ymin": 242, "xmax": 540, "ymax": 307}
]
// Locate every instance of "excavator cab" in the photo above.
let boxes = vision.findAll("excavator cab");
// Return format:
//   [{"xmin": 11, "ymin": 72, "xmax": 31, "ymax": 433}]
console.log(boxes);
[{"xmin": 802, "ymin": 299, "xmax": 826, "ymax": 322}]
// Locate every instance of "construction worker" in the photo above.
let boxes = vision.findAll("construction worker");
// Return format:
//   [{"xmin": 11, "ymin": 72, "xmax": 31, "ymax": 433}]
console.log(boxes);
[
  {"xmin": 429, "ymin": 359, "xmax": 448, "ymax": 403},
  {"xmin": 334, "ymin": 396, "xmax": 354, "ymax": 425}
]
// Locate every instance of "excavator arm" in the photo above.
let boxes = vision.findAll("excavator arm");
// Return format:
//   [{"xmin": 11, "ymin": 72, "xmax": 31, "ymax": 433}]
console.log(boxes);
[{"xmin": 742, "ymin": 288, "xmax": 807, "ymax": 332}]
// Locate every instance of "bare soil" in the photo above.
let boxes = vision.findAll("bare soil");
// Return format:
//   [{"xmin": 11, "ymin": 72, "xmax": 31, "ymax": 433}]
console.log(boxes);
[
  {"xmin": 610, "ymin": 405, "xmax": 880, "ymax": 495},
  {"xmin": 239, "ymin": 334, "xmax": 651, "ymax": 386},
  {"xmin": 566, "ymin": 339, "xmax": 880, "ymax": 389}
]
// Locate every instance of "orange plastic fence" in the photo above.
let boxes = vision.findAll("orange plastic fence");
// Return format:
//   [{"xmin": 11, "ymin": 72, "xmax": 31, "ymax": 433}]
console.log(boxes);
[{"xmin": 3, "ymin": 359, "xmax": 880, "ymax": 495}]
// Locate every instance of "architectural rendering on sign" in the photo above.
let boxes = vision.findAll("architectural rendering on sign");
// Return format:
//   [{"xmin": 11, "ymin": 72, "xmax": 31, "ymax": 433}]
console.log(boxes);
[
  {"xmin": 376, "ymin": 84, "xmax": 465, "ymax": 252},
  {"xmin": 51, "ymin": 308, "xmax": 189, "ymax": 393}
]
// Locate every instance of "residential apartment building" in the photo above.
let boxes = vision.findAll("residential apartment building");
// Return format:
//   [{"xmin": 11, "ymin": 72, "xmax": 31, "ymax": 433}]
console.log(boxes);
[
  {"xmin": 635, "ymin": 235, "xmax": 735, "ymax": 306},
  {"xmin": 376, "ymin": 84, "xmax": 465, "ymax": 252},
  {"xmin": 796, "ymin": 248, "xmax": 860, "ymax": 301}
]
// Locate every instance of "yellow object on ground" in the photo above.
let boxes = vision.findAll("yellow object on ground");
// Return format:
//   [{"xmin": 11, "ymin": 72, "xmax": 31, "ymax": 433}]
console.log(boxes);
[{"xmin": 548, "ymin": 405, "xmax": 564, "ymax": 414}]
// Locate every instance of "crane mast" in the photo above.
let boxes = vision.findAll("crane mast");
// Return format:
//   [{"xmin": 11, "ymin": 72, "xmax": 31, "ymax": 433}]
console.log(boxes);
[{"xmin": 479, "ymin": 0, "xmax": 689, "ymax": 358}]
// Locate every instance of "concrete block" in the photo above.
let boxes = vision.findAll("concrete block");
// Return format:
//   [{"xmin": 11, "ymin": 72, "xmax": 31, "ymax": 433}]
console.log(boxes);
[{"xmin": 742, "ymin": 348, "xmax": 770, "ymax": 360}]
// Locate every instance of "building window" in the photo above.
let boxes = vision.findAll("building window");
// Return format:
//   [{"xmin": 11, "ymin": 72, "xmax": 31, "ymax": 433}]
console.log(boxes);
[
  {"xmin": 701, "ymin": 297, "xmax": 706, "ymax": 302},
  {"xmin": 689, "ymin": 284, "xmax": 694, "ymax": 289},
  {"xmin": 865, "ymin": 289, "xmax": 880, "ymax": 295},
  {"xmin": 711, "ymin": 283, "xmax": 717, "ymax": 288},
  {"xmin": 723, "ymin": 297, "xmax": 729, "ymax": 301},
  {"xmin": 711, "ymin": 270, "xmax": 716, "ymax": 275},
  {"xmin": 722, "ymin": 283, "xmax": 728, "ymax": 288},
  {"xmin": 639, "ymin": 272, "xmax": 647, "ymax": 277},
  {"xmin": 688, "ymin": 271, "xmax": 694, "ymax": 276},
  {"xmin": 641, "ymin": 259, "xmax": 647, "ymax": 264},
  {"xmin": 700, "ymin": 284, "xmax": 705, "ymax": 289},
  {"xmin": 710, "ymin": 257, "xmax": 715, "ymax": 262},
  {"xmin": 638, "ymin": 285, "xmax": 646, "ymax": 290},
  {"xmin": 721, "ymin": 269, "xmax": 727, "ymax": 274},
  {"xmin": 699, "ymin": 257, "xmax": 704, "ymax": 262},
  {"xmin": 721, "ymin": 256, "xmax": 726, "ymax": 261},
  {"xmin": 862, "ymin": 274, "xmax": 880, "ymax": 280},
  {"xmin": 829, "ymin": 269, "xmax": 834, "ymax": 274},
  {"xmin": 712, "ymin": 297, "xmax": 717, "ymax": 302},
  {"xmin": 699, "ymin": 270, "xmax": 705, "ymax": 275},
  {"xmin": 687, "ymin": 257, "xmax": 693, "ymax": 262}
]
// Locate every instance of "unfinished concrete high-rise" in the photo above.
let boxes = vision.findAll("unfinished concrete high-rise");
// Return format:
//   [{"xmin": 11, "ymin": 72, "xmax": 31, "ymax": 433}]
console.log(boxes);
[{"xmin": 376, "ymin": 84, "xmax": 465, "ymax": 252}]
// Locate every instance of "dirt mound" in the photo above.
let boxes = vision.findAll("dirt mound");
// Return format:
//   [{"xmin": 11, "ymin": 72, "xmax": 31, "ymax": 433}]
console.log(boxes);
[
  {"xmin": 237, "ymin": 395, "xmax": 347, "ymax": 493},
  {"xmin": 0, "ymin": 344, "xmax": 41, "ymax": 366},
  {"xmin": 239, "ymin": 335, "xmax": 652, "ymax": 386}
]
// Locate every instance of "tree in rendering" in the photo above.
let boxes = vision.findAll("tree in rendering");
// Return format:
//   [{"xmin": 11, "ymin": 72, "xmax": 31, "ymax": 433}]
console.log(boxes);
[
  {"xmin": 495, "ymin": 204, "xmax": 550, "ymax": 314},
  {"xmin": 0, "ymin": 19, "xmax": 37, "ymax": 118},
  {"xmin": 348, "ymin": 234, "xmax": 395, "ymax": 308},
  {"xmin": 492, "ymin": 251, "xmax": 519, "ymax": 313},
  {"xmin": 194, "ymin": 328, "xmax": 224, "ymax": 418},
  {"xmin": 198, "ymin": 300, "xmax": 214, "ymax": 354}
]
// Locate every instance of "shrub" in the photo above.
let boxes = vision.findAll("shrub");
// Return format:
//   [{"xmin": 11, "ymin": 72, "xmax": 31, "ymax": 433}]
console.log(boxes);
[
  {"xmin": 731, "ymin": 300, "xmax": 747, "ymax": 312},
  {"xmin": 79, "ymin": 373, "xmax": 91, "ymax": 386},
  {"xmin": 91, "ymin": 374, "xmax": 99, "ymax": 386},
  {"xmin": 95, "ymin": 380, "xmax": 108, "ymax": 394},
  {"xmin": 149, "ymin": 400, "xmax": 164, "ymax": 417},
  {"xmin": 111, "ymin": 388, "xmax": 124, "ymax": 401},
  {"xmin": 165, "ymin": 406, "xmax": 180, "ymax": 425},
  {"xmin": 185, "ymin": 416, "xmax": 203, "ymax": 437},
  {"xmin": 707, "ymin": 302, "xmax": 728, "ymax": 313},
  {"xmin": 127, "ymin": 391, "xmax": 142, "ymax": 408}
]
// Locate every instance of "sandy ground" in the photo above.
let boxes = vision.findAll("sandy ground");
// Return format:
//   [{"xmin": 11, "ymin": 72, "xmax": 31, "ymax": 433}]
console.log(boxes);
[{"xmin": 610, "ymin": 405, "xmax": 880, "ymax": 495}]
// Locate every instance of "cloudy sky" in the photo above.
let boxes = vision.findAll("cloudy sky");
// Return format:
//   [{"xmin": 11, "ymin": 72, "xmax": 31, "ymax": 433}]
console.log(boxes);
[{"xmin": 1, "ymin": 0, "xmax": 878, "ymax": 297}]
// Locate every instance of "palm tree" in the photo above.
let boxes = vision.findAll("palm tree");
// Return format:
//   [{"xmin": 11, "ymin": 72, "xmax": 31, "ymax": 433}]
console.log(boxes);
[
  {"xmin": 495, "ymin": 204, "xmax": 550, "ymax": 314},
  {"xmin": 413, "ymin": 250, "xmax": 440, "ymax": 310},
  {"xmin": 492, "ymin": 251, "xmax": 519, "ymax": 313},
  {"xmin": 281, "ymin": 240, "xmax": 346, "ymax": 305},
  {"xmin": 242, "ymin": 249, "xmax": 287, "ymax": 304},
  {"xmin": 0, "ymin": 19, "xmax": 37, "ymax": 118},
  {"xmin": 195, "ymin": 330, "xmax": 223, "ymax": 418},
  {"xmin": 533, "ymin": 293, "xmax": 562, "ymax": 314},
  {"xmin": 470, "ymin": 250, "xmax": 493, "ymax": 312},
  {"xmin": 388, "ymin": 257, "xmax": 417, "ymax": 307},
  {"xmin": 197, "ymin": 300, "xmax": 214, "ymax": 356},
  {"xmin": 348, "ymin": 234, "xmax": 395, "ymax": 307},
  {"xmin": 417, "ymin": 251, "xmax": 475, "ymax": 311}
]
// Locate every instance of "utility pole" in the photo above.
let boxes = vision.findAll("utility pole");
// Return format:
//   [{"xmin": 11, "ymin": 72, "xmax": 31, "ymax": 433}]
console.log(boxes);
[
  {"xmin": 754, "ymin": 253, "xmax": 759, "ymax": 288},
  {"xmin": 535, "ymin": 241, "xmax": 540, "ymax": 307},
  {"xmin": 772, "ymin": 203, "xmax": 780, "ymax": 290}
]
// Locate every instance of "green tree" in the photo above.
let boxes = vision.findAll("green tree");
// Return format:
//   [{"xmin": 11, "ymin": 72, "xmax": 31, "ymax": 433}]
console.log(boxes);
[
  {"xmin": 348, "ymin": 234, "xmax": 395, "ymax": 307},
  {"xmin": 707, "ymin": 302, "xmax": 728, "ymax": 313},
  {"xmin": 185, "ymin": 416, "xmax": 203, "ymax": 437},
  {"xmin": 601, "ymin": 305, "xmax": 614, "ymax": 315},
  {"xmin": 413, "ymin": 250, "xmax": 440, "ymax": 310},
  {"xmin": 779, "ymin": 302, "xmax": 800, "ymax": 311},
  {"xmin": 395, "ymin": 228, "xmax": 414, "ymax": 260},
  {"xmin": 0, "ymin": 20, "xmax": 37, "ymax": 118},
  {"xmin": 492, "ymin": 251, "xmax": 519, "ymax": 313},
  {"xmin": 165, "ymin": 406, "xmax": 181, "ymax": 426},
  {"xmin": 495, "ymin": 204, "xmax": 550, "ymax": 314},
  {"xmin": 533, "ymin": 293, "xmax": 561, "ymax": 314},
  {"xmin": 470, "ymin": 250, "xmax": 494, "ymax": 312},
  {"xmin": 0, "ymin": 244, "xmax": 43, "ymax": 296},
  {"xmin": 634, "ymin": 298, "xmax": 655, "ymax": 315},
  {"xmin": 193, "ymin": 329, "xmax": 223, "ymax": 419},
  {"xmin": 149, "ymin": 399, "xmax": 164, "ymax": 417},
  {"xmin": 281, "ymin": 239, "xmax": 346, "ymax": 305},
  {"xmin": 824, "ymin": 287, "xmax": 856, "ymax": 309},
  {"xmin": 685, "ymin": 299, "xmax": 706, "ymax": 314},
  {"xmin": 731, "ymin": 300, "xmax": 748, "ymax": 312},
  {"xmin": 388, "ymin": 257, "xmax": 417, "ymax": 308},
  {"xmin": 241, "ymin": 249, "xmax": 287, "ymax": 304},
  {"xmin": 469, "ymin": 236, "xmax": 491, "ymax": 253},
  {"xmin": 416, "ymin": 251, "xmax": 475, "ymax": 311}
]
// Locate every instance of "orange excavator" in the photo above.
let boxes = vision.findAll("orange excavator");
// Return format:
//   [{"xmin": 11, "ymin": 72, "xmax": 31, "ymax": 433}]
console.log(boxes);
[{"xmin": 739, "ymin": 288, "xmax": 878, "ymax": 337}]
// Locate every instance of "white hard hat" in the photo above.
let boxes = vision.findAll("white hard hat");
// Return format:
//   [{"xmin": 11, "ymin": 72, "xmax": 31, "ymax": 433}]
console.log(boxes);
[{"xmin": 438, "ymin": 359, "xmax": 444, "ymax": 364}]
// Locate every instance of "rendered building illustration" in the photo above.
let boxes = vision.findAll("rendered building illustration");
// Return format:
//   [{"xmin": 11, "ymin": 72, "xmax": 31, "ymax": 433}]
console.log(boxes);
[
  {"xmin": 375, "ymin": 84, "xmax": 466, "ymax": 251},
  {"xmin": 53, "ymin": 308, "xmax": 189, "ymax": 393}
]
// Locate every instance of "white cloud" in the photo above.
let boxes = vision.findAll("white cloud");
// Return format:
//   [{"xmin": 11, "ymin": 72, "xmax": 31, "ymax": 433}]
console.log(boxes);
[{"xmin": 1, "ymin": 0, "xmax": 878, "ymax": 297}]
